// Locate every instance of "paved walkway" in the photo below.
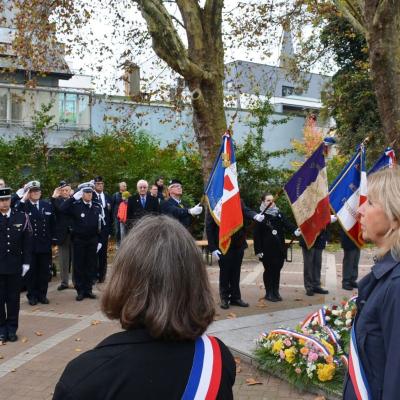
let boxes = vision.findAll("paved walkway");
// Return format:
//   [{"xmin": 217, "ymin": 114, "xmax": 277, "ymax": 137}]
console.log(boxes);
[{"xmin": 0, "ymin": 247, "xmax": 374, "ymax": 399}]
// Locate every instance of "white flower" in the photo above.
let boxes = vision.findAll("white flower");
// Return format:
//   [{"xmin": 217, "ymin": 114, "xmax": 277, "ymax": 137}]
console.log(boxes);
[
  {"xmin": 325, "ymin": 316, "xmax": 331, "ymax": 321},
  {"xmin": 334, "ymin": 319, "xmax": 344, "ymax": 326},
  {"xmin": 345, "ymin": 311, "xmax": 353, "ymax": 320},
  {"xmin": 331, "ymin": 310, "xmax": 340, "ymax": 316},
  {"xmin": 346, "ymin": 319, "xmax": 352, "ymax": 326}
]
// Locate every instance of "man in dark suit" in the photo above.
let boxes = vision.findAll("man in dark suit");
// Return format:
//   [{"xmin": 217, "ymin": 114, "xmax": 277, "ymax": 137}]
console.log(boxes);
[
  {"xmin": 206, "ymin": 200, "xmax": 264, "ymax": 309},
  {"xmin": 92, "ymin": 176, "xmax": 112, "ymax": 283},
  {"xmin": 51, "ymin": 181, "xmax": 74, "ymax": 290},
  {"xmin": 160, "ymin": 179, "xmax": 203, "ymax": 228},
  {"xmin": 0, "ymin": 187, "xmax": 32, "ymax": 343},
  {"xmin": 16, "ymin": 181, "xmax": 56, "ymax": 306},
  {"xmin": 127, "ymin": 180, "xmax": 159, "ymax": 227}
]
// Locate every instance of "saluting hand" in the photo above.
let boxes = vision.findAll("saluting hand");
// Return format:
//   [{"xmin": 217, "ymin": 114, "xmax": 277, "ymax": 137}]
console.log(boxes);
[{"xmin": 52, "ymin": 188, "xmax": 61, "ymax": 198}]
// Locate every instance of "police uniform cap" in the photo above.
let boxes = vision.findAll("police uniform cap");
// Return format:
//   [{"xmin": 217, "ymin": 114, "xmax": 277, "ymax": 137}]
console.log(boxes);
[
  {"xmin": 24, "ymin": 180, "xmax": 41, "ymax": 193},
  {"xmin": 59, "ymin": 180, "xmax": 69, "ymax": 189},
  {"xmin": 323, "ymin": 137, "xmax": 336, "ymax": 146},
  {"xmin": 0, "ymin": 187, "xmax": 11, "ymax": 199},
  {"xmin": 168, "ymin": 179, "xmax": 182, "ymax": 188},
  {"xmin": 78, "ymin": 182, "xmax": 95, "ymax": 193}
]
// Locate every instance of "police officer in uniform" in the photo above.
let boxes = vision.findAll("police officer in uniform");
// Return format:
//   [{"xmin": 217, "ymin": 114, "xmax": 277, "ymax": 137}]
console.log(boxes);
[
  {"xmin": 160, "ymin": 179, "xmax": 203, "ymax": 228},
  {"xmin": 0, "ymin": 187, "xmax": 32, "ymax": 342},
  {"xmin": 92, "ymin": 176, "xmax": 112, "ymax": 283},
  {"xmin": 16, "ymin": 181, "xmax": 55, "ymax": 306},
  {"xmin": 60, "ymin": 182, "xmax": 103, "ymax": 301}
]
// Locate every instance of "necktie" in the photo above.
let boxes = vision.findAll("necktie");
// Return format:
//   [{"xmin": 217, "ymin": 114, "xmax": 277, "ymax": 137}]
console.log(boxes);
[{"xmin": 141, "ymin": 196, "xmax": 146, "ymax": 208}]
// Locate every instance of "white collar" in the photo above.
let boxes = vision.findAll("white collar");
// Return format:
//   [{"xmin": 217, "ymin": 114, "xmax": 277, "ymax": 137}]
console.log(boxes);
[{"xmin": 2, "ymin": 209, "xmax": 11, "ymax": 217}]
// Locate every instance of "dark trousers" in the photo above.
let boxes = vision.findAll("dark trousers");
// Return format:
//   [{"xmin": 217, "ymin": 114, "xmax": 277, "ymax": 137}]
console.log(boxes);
[
  {"xmin": 73, "ymin": 237, "xmax": 97, "ymax": 295},
  {"xmin": 26, "ymin": 252, "xmax": 51, "ymax": 301},
  {"xmin": 262, "ymin": 255, "xmax": 284, "ymax": 295},
  {"xmin": 0, "ymin": 274, "xmax": 21, "ymax": 336},
  {"xmin": 302, "ymin": 247, "xmax": 323, "ymax": 291},
  {"xmin": 97, "ymin": 236, "xmax": 108, "ymax": 282},
  {"xmin": 342, "ymin": 248, "xmax": 360, "ymax": 285},
  {"xmin": 218, "ymin": 248, "xmax": 244, "ymax": 301},
  {"xmin": 114, "ymin": 217, "xmax": 121, "ymax": 245}
]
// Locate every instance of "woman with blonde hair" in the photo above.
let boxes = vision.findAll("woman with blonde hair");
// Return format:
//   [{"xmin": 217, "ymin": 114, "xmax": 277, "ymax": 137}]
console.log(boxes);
[
  {"xmin": 53, "ymin": 215, "xmax": 235, "ymax": 399},
  {"xmin": 343, "ymin": 166, "xmax": 400, "ymax": 399}
]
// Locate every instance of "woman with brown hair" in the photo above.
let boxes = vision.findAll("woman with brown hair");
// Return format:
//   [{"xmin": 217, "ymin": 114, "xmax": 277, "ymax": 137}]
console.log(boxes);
[
  {"xmin": 53, "ymin": 215, "xmax": 235, "ymax": 400},
  {"xmin": 343, "ymin": 166, "xmax": 400, "ymax": 400}
]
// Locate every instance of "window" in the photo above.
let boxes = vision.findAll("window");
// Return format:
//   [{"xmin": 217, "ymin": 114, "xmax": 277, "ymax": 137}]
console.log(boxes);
[
  {"xmin": 282, "ymin": 85, "xmax": 294, "ymax": 97},
  {"xmin": 59, "ymin": 93, "xmax": 77, "ymax": 125},
  {"xmin": 0, "ymin": 89, "xmax": 7, "ymax": 121}
]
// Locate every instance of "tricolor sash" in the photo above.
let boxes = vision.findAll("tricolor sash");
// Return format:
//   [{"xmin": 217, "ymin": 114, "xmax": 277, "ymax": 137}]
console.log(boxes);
[
  {"xmin": 182, "ymin": 334, "xmax": 222, "ymax": 400},
  {"xmin": 348, "ymin": 325, "xmax": 372, "ymax": 400}
]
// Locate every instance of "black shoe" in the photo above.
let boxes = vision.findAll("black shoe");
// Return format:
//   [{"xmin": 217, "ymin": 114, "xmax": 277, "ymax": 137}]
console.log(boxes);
[
  {"xmin": 39, "ymin": 297, "xmax": 50, "ymax": 304},
  {"xmin": 313, "ymin": 287, "xmax": 329, "ymax": 294},
  {"xmin": 220, "ymin": 300, "xmax": 229, "ymax": 309},
  {"xmin": 306, "ymin": 289, "xmax": 314, "ymax": 296},
  {"xmin": 342, "ymin": 283, "xmax": 353, "ymax": 291},
  {"xmin": 273, "ymin": 291, "xmax": 283, "ymax": 301},
  {"xmin": 8, "ymin": 333, "xmax": 18, "ymax": 342},
  {"xmin": 57, "ymin": 284, "xmax": 69, "ymax": 291},
  {"xmin": 230, "ymin": 299, "xmax": 249, "ymax": 307},
  {"xmin": 28, "ymin": 298, "xmax": 38, "ymax": 306},
  {"xmin": 265, "ymin": 293, "xmax": 279, "ymax": 302},
  {"xmin": 76, "ymin": 294, "xmax": 84, "ymax": 301},
  {"xmin": 0, "ymin": 335, "xmax": 7, "ymax": 343},
  {"xmin": 85, "ymin": 292, "xmax": 97, "ymax": 299},
  {"xmin": 351, "ymin": 281, "xmax": 358, "ymax": 288}
]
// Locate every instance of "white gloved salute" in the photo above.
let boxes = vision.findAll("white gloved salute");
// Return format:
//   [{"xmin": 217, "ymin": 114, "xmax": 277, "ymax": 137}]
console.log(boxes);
[
  {"xmin": 22, "ymin": 264, "xmax": 30, "ymax": 277},
  {"xmin": 189, "ymin": 203, "xmax": 203, "ymax": 216},
  {"xmin": 212, "ymin": 250, "xmax": 221, "ymax": 261},
  {"xmin": 256, "ymin": 253, "xmax": 264, "ymax": 259},
  {"xmin": 73, "ymin": 189, "xmax": 83, "ymax": 200},
  {"xmin": 330, "ymin": 215, "xmax": 338, "ymax": 223},
  {"xmin": 96, "ymin": 243, "xmax": 102, "ymax": 253},
  {"xmin": 294, "ymin": 228, "xmax": 301, "ymax": 237},
  {"xmin": 253, "ymin": 213, "xmax": 265, "ymax": 223}
]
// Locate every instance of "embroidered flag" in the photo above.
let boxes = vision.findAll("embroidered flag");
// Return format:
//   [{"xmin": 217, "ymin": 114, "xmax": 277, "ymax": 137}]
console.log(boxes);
[
  {"xmin": 205, "ymin": 131, "xmax": 243, "ymax": 254},
  {"xmin": 368, "ymin": 147, "xmax": 396, "ymax": 175},
  {"xmin": 329, "ymin": 145, "xmax": 367, "ymax": 248},
  {"xmin": 182, "ymin": 335, "xmax": 222, "ymax": 400},
  {"xmin": 284, "ymin": 143, "xmax": 331, "ymax": 249}
]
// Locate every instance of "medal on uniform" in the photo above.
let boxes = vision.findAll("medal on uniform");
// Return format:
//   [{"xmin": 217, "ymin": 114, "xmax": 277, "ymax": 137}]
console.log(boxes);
[
  {"xmin": 272, "ymin": 229, "xmax": 277, "ymax": 235},
  {"xmin": 81, "ymin": 213, "xmax": 85, "ymax": 218}
]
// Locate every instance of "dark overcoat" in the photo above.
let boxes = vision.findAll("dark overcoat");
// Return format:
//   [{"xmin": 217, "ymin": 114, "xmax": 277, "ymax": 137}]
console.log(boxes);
[
  {"xmin": 343, "ymin": 252, "xmax": 400, "ymax": 400},
  {"xmin": 53, "ymin": 328, "xmax": 236, "ymax": 400},
  {"xmin": 160, "ymin": 197, "xmax": 192, "ymax": 228}
]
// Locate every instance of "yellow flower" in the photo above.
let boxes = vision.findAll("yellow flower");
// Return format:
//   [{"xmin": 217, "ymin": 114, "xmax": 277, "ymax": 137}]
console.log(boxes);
[
  {"xmin": 317, "ymin": 363, "xmax": 336, "ymax": 382},
  {"xmin": 321, "ymin": 339, "xmax": 335, "ymax": 355},
  {"xmin": 284, "ymin": 346, "xmax": 297, "ymax": 364},
  {"xmin": 299, "ymin": 339, "xmax": 306, "ymax": 346},
  {"xmin": 272, "ymin": 339, "xmax": 284, "ymax": 354}
]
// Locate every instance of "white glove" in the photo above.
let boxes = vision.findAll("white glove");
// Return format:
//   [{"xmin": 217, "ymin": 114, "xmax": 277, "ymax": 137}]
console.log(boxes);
[
  {"xmin": 22, "ymin": 264, "xmax": 30, "ymax": 277},
  {"xmin": 212, "ymin": 250, "xmax": 221, "ymax": 261},
  {"xmin": 253, "ymin": 213, "xmax": 265, "ymax": 222},
  {"xmin": 189, "ymin": 204, "xmax": 203, "ymax": 216},
  {"xmin": 73, "ymin": 190, "xmax": 83, "ymax": 200},
  {"xmin": 16, "ymin": 188, "xmax": 24, "ymax": 198},
  {"xmin": 256, "ymin": 253, "xmax": 264, "ymax": 259},
  {"xmin": 330, "ymin": 215, "xmax": 338, "ymax": 223},
  {"xmin": 294, "ymin": 228, "xmax": 301, "ymax": 237},
  {"xmin": 96, "ymin": 243, "xmax": 102, "ymax": 253}
]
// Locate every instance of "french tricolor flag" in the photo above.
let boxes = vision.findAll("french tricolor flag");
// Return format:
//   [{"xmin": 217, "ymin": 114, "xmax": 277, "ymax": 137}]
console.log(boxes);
[
  {"xmin": 329, "ymin": 145, "xmax": 367, "ymax": 248},
  {"xmin": 284, "ymin": 143, "xmax": 331, "ymax": 249},
  {"xmin": 205, "ymin": 131, "xmax": 243, "ymax": 254}
]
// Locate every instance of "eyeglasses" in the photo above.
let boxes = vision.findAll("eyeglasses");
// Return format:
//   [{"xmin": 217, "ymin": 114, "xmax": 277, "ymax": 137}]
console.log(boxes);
[{"xmin": 138, "ymin": 186, "xmax": 148, "ymax": 189}]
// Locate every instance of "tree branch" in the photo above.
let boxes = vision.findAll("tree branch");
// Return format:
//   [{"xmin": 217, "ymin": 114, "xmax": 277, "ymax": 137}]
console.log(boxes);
[
  {"xmin": 134, "ymin": 0, "xmax": 211, "ymax": 80},
  {"xmin": 373, "ymin": 0, "xmax": 398, "ymax": 27},
  {"xmin": 336, "ymin": 0, "xmax": 367, "ymax": 35}
]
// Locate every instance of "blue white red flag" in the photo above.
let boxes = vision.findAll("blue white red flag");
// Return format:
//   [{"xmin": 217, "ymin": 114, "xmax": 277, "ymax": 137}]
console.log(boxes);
[
  {"xmin": 329, "ymin": 145, "xmax": 367, "ymax": 248},
  {"xmin": 205, "ymin": 131, "xmax": 243, "ymax": 254},
  {"xmin": 284, "ymin": 143, "xmax": 331, "ymax": 249},
  {"xmin": 368, "ymin": 147, "xmax": 396, "ymax": 175}
]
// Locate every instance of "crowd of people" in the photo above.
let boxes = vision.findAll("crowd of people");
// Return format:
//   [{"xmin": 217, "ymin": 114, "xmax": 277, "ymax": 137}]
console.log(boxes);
[{"xmin": 1, "ymin": 167, "xmax": 400, "ymax": 398}]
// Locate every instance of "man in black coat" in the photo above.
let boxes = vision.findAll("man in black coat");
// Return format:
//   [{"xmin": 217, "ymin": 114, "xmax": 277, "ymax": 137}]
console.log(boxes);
[
  {"xmin": 0, "ymin": 187, "xmax": 32, "ymax": 342},
  {"xmin": 127, "ymin": 179, "xmax": 159, "ymax": 227},
  {"xmin": 16, "ymin": 181, "xmax": 56, "ymax": 306},
  {"xmin": 51, "ymin": 181, "xmax": 74, "ymax": 290},
  {"xmin": 60, "ymin": 182, "xmax": 104, "ymax": 301},
  {"xmin": 206, "ymin": 200, "xmax": 263, "ymax": 309},
  {"xmin": 92, "ymin": 176, "xmax": 112, "ymax": 283},
  {"xmin": 160, "ymin": 179, "xmax": 203, "ymax": 228},
  {"xmin": 340, "ymin": 229, "xmax": 360, "ymax": 290}
]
